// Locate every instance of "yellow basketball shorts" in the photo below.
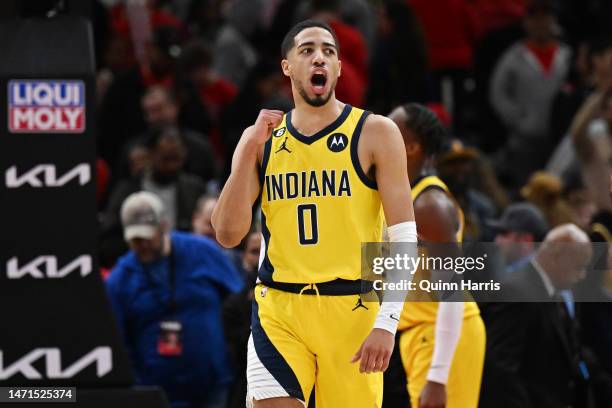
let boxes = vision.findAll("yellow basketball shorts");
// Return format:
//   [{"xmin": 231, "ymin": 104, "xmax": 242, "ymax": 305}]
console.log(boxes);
[
  {"xmin": 399, "ymin": 315, "xmax": 486, "ymax": 408},
  {"xmin": 247, "ymin": 283, "xmax": 383, "ymax": 407}
]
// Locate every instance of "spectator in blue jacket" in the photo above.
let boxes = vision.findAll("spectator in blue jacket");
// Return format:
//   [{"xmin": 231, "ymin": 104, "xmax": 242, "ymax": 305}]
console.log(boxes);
[{"xmin": 106, "ymin": 191, "xmax": 243, "ymax": 408}]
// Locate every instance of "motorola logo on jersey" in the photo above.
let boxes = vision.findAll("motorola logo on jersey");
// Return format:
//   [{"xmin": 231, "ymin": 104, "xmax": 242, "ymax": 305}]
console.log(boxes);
[
  {"xmin": 8, "ymin": 80, "xmax": 85, "ymax": 133},
  {"xmin": 5, "ymin": 163, "xmax": 91, "ymax": 188},
  {"xmin": 273, "ymin": 127, "xmax": 286, "ymax": 137},
  {"xmin": 327, "ymin": 133, "xmax": 348, "ymax": 152},
  {"xmin": 0, "ymin": 347, "xmax": 112, "ymax": 380}
]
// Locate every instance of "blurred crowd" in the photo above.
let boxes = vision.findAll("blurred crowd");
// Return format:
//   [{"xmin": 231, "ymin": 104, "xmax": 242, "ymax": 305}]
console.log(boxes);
[{"xmin": 89, "ymin": 0, "xmax": 612, "ymax": 407}]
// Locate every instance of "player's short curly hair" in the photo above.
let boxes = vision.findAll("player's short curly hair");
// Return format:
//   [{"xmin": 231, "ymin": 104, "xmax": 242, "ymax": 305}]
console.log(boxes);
[
  {"xmin": 402, "ymin": 103, "xmax": 447, "ymax": 157},
  {"xmin": 281, "ymin": 20, "xmax": 339, "ymax": 59}
]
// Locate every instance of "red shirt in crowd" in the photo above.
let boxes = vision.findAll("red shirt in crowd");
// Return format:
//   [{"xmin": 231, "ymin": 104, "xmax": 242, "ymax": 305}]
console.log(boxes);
[
  {"xmin": 408, "ymin": 0, "xmax": 479, "ymax": 71},
  {"xmin": 465, "ymin": 0, "xmax": 526, "ymax": 36},
  {"xmin": 327, "ymin": 19, "xmax": 368, "ymax": 107},
  {"xmin": 96, "ymin": 158, "xmax": 110, "ymax": 206},
  {"xmin": 199, "ymin": 79, "xmax": 238, "ymax": 120},
  {"xmin": 109, "ymin": 4, "xmax": 183, "ymax": 38},
  {"xmin": 525, "ymin": 41, "xmax": 559, "ymax": 76},
  {"xmin": 198, "ymin": 78, "xmax": 238, "ymax": 156}
]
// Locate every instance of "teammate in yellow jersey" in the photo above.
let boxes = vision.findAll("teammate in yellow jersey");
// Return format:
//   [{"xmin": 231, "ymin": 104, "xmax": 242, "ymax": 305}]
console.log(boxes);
[
  {"xmin": 389, "ymin": 104, "xmax": 486, "ymax": 408},
  {"xmin": 212, "ymin": 20, "xmax": 418, "ymax": 408}
]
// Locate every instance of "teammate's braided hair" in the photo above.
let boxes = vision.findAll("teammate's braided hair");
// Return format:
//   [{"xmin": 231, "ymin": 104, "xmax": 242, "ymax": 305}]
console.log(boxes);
[{"xmin": 401, "ymin": 103, "xmax": 447, "ymax": 158}]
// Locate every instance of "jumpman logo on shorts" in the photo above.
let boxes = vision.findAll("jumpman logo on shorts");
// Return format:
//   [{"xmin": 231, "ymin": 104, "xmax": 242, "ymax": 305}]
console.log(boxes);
[
  {"xmin": 275, "ymin": 137, "xmax": 292, "ymax": 154},
  {"xmin": 352, "ymin": 297, "xmax": 369, "ymax": 311}
]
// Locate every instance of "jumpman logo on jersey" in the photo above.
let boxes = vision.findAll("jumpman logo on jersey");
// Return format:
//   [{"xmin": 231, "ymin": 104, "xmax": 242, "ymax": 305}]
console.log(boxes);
[
  {"xmin": 275, "ymin": 137, "xmax": 292, "ymax": 154},
  {"xmin": 352, "ymin": 297, "xmax": 369, "ymax": 311}
]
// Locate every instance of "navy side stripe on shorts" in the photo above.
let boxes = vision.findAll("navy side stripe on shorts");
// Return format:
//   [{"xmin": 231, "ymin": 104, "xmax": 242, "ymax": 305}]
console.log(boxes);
[{"xmin": 251, "ymin": 299, "xmax": 305, "ymax": 401}]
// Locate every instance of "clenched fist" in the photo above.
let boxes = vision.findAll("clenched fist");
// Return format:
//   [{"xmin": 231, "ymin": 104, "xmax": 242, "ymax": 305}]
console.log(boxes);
[{"xmin": 243, "ymin": 109, "xmax": 285, "ymax": 145}]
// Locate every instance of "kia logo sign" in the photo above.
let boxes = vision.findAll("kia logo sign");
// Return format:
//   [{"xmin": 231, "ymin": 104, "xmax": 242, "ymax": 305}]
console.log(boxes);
[
  {"xmin": 0, "ymin": 347, "xmax": 112, "ymax": 380},
  {"xmin": 6, "ymin": 255, "xmax": 92, "ymax": 279},
  {"xmin": 8, "ymin": 80, "xmax": 85, "ymax": 133},
  {"xmin": 5, "ymin": 164, "xmax": 91, "ymax": 188}
]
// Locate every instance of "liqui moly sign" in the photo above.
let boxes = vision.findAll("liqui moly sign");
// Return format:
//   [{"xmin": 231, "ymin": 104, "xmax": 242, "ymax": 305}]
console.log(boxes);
[{"xmin": 8, "ymin": 80, "xmax": 85, "ymax": 133}]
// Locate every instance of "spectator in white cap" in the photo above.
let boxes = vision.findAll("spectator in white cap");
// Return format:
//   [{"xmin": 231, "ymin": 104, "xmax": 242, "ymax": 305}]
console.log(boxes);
[
  {"xmin": 120, "ymin": 191, "xmax": 170, "ymax": 263},
  {"xmin": 106, "ymin": 191, "xmax": 243, "ymax": 408}
]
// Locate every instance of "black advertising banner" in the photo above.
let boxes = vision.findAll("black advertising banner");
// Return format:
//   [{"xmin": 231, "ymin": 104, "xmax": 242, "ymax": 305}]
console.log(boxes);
[{"xmin": 0, "ymin": 17, "xmax": 133, "ymax": 387}]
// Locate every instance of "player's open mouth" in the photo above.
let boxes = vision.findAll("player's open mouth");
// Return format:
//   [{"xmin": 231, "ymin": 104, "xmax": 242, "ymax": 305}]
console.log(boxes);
[{"xmin": 310, "ymin": 73, "xmax": 327, "ymax": 95}]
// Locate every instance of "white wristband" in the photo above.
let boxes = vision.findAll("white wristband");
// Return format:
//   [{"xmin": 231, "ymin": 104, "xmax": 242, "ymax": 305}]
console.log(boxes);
[
  {"xmin": 374, "ymin": 221, "xmax": 418, "ymax": 335},
  {"xmin": 387, "ymin": 221, "xmax": 418, "ymax": 242}
]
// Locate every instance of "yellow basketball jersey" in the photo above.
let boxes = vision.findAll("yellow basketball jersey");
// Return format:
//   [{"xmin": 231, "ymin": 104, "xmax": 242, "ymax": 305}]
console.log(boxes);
[
  {"xmin": 259, "ymin": 104, "xmax": 383, "ymax": 284},
  {"xmin": 398, "ymin": 175, "xmax": 480, "ymax": 330}
]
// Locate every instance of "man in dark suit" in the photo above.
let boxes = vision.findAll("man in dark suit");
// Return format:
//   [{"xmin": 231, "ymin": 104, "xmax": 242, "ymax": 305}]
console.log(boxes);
[
  {"xmin": 480, "ymin": 223, "xmax": 599, "ymax": 408},
  {"xmin": 100, "ymin": 130, "xmax": 207, "ymax": 267}
]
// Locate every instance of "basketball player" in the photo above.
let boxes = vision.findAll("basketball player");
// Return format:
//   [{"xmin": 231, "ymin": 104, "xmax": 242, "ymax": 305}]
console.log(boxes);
[
  {"xmin": 388, "ymin": 104, "xmax": 486, "ymax": 408},
  {"xmin": 212, "ymin": 20, "xmax": 417, "ymax": 407}
]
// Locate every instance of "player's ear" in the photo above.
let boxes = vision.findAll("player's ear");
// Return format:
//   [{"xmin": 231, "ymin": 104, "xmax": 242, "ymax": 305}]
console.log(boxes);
[
  {"xmin": 281, "ymin": 59, "xmax": 291, "ymax": 77},
  {"xmin": 405, "ymin": 140, "xmax": 420, "ymax": 157},
  {"xmin": 337, "ymin": 59, "xmax": 342, "ymax": 78}
]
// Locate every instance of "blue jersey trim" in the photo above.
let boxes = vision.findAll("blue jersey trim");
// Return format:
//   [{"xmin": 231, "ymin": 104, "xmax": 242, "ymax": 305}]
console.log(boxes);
[
  {"xmin": 259, "ymin": 137, "xmax": 273, "ymax": 186},
  {"xmin": 258, "ymin": 212, "xmax": 274, "ymax": 282}
]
